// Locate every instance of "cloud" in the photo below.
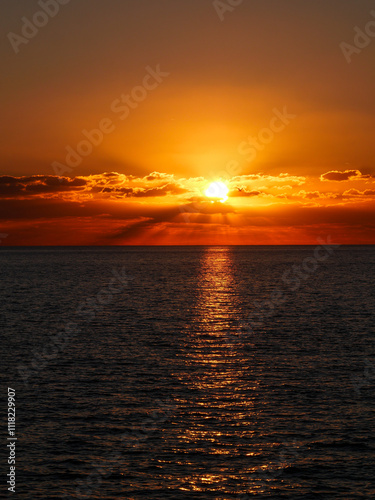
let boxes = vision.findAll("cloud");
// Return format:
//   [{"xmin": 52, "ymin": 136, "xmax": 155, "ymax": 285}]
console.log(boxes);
[
  {"xmin": 230, "ymin": 188, "xmax": 262, "ymax": 197},
  {"xmin": 101, "ymin": 183, "xmax": 187, "ymax": 198},
  {"xmin": 343, "ymin": 188, "xmax": 375, "ymax": 197},
  {"xmin": 231, "ymin": 173, "xmax": 306, "ymax": 185},
  {"xmin": 0, "ymin": 173, "xmax": 186, "ymax": 200},
  {"xmin": 298, "ymin": 190, "xmax": 322, "ymax": 199},
  {"xmin": 0, "ymin": 171, "xmax": 312, "ymax": 203},
  {"xmin": 320, "ymin": 169, "xmax": 371, "ymax": 181},
  {"xmin": 2, "ymin": 170, "xmax": 375, "ymax": 247},
  {"xmin": 0, "ymin": 175, "xmax": 87, "ymax": 196},
  {"xmin": 143, "ymin": 171, "xmax": 174, "ymax": 182}
]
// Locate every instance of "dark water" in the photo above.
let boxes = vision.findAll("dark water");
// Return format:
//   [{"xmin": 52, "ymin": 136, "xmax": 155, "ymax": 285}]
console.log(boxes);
[{"xmin": 1, "ymin": 245, "xmax": 375, "ymax": 499}]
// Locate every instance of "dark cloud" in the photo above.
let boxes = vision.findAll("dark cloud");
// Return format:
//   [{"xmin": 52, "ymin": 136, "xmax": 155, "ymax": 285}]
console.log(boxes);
[
  {"xmin": 132, "ymin": 184, "xmax": 186, "ymax": 198},
  {"xmin": 320, "ymin": 170, "xmax": 365, "ymax": 181},
  {"xmin": 101, "ymin": 187, "xmax": 133, "ymax": 195},
  {"xmin": 0, "ymin": 176, "xmax": 21, "ymax": 184},
  {"xmin": 144, "ymin": 172, "xmax": 172, "ymax": 181},
  {"xmin": 231, "ymin": 188, "xmax": 262, "ymax": 197},
  {"xmin": 0, "ymin": 174, "xmax": 185, "ymax": 199},
  {"xmin": 1, "ymin": 173, "xmax": 187, "ymax": 199},
  {"xmin": 101, "ymin": 183, "xmax": 186, "ymax": 198},
  {"xmin": 45, "ymin": 177, "xmax": 86, "ymax": 187},
  {"xmin": 344, "ymin": 189, "xmax": 375, "ymax": 197},
  {"xmin": 0, "ymin": 184, "xmax": 24, "ymax": 195},
  {"xmin": 298, "ymin": 191, "xmax": 321, "ymax": 199},
  {"xmin": 0, "ymin": 175, "xmax": 87, "ymax": 197}
]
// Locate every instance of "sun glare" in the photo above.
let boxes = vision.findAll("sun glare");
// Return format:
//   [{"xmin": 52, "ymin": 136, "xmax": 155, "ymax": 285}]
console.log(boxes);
[{"xmin": 205, "ymin": 181, "xmax": 229, "ymax": 203}]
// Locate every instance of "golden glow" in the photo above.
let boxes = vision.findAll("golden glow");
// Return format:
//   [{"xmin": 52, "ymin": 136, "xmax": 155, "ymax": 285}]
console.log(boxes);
[{"xmin": 205, "ymin": 181, "xmax": 229, "ymax": 203}]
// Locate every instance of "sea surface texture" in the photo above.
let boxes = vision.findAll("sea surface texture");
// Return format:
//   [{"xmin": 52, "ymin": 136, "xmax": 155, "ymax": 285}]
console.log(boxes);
[{"xmin": 1, "ymin": 245, "xmax": 375, "ymax": 499}]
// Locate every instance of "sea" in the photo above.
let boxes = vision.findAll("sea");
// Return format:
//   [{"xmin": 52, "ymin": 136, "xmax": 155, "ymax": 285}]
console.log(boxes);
[{"xmin": 1, "ymin": 245, "xmax": 375, "ymax": 499}]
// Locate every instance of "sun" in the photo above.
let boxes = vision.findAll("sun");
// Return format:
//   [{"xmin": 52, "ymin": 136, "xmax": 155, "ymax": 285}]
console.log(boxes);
[{"xmin": 205, "ymin": 181, "xmax": 229, "ymax": 203}]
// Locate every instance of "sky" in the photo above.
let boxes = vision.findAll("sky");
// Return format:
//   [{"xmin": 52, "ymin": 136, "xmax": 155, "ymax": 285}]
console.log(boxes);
[{"xmin": 1, "ymin": 0, "xmax": 375, "ymax": 245}]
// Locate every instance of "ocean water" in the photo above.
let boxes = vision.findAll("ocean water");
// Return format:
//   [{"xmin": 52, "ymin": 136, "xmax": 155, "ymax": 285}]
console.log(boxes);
[{"xmin": 1, "ymin": 245, "xmax": 375, "ymax": 499}]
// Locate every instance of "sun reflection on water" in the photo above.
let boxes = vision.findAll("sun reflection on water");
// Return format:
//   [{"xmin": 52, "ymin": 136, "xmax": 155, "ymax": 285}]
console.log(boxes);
[{"xmin": 169, "ymin": 247, "xmax": 266, "ymax": 496}]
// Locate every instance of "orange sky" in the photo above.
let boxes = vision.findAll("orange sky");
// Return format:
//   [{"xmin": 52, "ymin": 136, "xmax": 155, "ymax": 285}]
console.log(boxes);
[
  {"xmin": 1, "ymin": 169, "xmax": 374, "ymax": 245},
  {"xmin": 1, "ymin": 0, "xmax": 375, "ymax": 245}
]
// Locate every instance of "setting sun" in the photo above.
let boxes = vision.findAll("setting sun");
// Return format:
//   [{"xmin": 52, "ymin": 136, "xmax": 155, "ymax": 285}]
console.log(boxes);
[{"xmin": 205, "ymin": 181, "xmax": 229, "ymax": 203}]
